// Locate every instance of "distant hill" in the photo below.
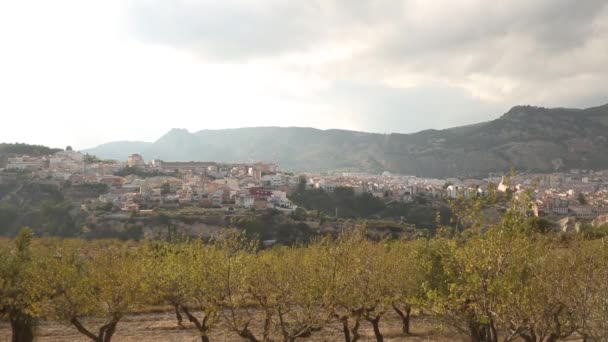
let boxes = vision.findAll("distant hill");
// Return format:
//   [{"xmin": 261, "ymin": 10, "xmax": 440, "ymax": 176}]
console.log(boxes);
[{"xmin": 83, "ymin": 103, "xmax": 608, "ymax": 178}]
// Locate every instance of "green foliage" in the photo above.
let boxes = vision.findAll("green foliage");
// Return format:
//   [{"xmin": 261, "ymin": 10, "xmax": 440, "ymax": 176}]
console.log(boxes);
[
  {"xmin": 577, "ymin": 192, "xmax": 587, "ymax": 205},
  {"xmin": 235, "ymin": 209, "xmax": 315, "ymax": 244},
  {"xmin": 114, "ymin": 166, "xmax": 164, "ymax": 178},
  {"xmin": 0, "ymin": 143, "xmax": 61, "ymax": 157},
  {"xmin": 43, "ymin": 241, "xmax": 144, "ymax": 342},
  {"xmin": 72, "ymin": 183, "xmax": 109, "ymax": 196},
  {"xmin": 579, "ymin": 223, "xmax": 608, "ymax": 239},
  {"xmin": 0, "ymin": 227, "xmax": 48, "ymax": 342},
  {"xmin": 83, "ymin": 153, "xmax": 101, "ymax": 164},
  {"xmin": 4, "ymin": 191, "xmax": 608, "ymax": 342},
  {"xmin": 40, "ymin": 200, "xmax": 78, "ymax": 237},
  {"xmin": 160, "ymin": 181, "xmax": 171, "ymax": 195},
  {"xmin": 0, "ymin": 202, "xmax": 18, "ymax": 235},
  {"xmin": 290, "ymin": 187, "xmax": 385, "ymax": 218},
  {"xmin": 291, "ymin": 186, "xmax": 450, "ymax": 232}
]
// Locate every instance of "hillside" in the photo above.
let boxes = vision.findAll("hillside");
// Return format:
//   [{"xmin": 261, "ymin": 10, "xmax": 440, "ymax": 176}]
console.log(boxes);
[
  {"xmin": 0, "ymin": 143, "xmax": 62, "ymax": 167},
  {"xmin": 83, "ymin": 103, "xmax": 608, "ymax": 178}
]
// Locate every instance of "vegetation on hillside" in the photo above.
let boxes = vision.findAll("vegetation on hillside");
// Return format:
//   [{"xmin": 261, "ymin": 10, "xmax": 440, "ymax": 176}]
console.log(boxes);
[
  {"xmin": 114, "ymin": 166, "xmax": 166, "ymax": 178},
  {"xmin": 0, "ymin": 143, "xmax": 61, "ymax": 157},
  {"xmin": 289, "ymin": 185, "xmax": 451, "ymax": 231}
]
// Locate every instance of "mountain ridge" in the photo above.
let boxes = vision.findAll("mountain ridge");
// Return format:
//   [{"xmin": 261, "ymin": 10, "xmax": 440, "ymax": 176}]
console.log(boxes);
[{"xmin": 82, "ymin": 103, "xmax": 608, "ymax": 178}]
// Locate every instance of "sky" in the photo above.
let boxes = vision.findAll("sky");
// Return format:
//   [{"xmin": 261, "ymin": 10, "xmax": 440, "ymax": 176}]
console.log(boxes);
[{"xmin": 1, "ymin": 0, "xmax": 607, "ymax": 150}]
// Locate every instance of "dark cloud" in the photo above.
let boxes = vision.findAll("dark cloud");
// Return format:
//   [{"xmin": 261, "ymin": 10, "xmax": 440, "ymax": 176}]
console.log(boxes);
[{"xmin": 125, "ymin": 0, "xmax": 608, "ymax": 131}]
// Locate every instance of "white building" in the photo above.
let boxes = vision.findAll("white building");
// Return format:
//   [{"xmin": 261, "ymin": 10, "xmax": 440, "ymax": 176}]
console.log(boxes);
[
  {"xmin": 236, "ymin": 194, "xmax": 255, "ymax": 208},
  {"xmin": 127, "ymin": 154, "xmax": 145, "ymax": 168},
  {"xmin": 7, "ymin": 156, "xmax": 43, "ymax": 170},
  {"xmin": 262, "ymin": 174, "xmax": 285, "ymax": 187}
]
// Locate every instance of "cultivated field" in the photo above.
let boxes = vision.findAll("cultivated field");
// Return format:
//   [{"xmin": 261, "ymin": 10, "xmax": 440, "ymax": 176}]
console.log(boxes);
[{"xmin": 0, "ymin": 310, "xmax": 459, "ymax": 342}]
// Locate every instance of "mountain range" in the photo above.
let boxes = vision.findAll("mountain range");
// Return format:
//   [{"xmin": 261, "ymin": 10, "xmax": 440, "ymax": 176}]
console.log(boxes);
[{"xmin": 83, "ymin": 103, "xmax": 608, "ymax": 178}]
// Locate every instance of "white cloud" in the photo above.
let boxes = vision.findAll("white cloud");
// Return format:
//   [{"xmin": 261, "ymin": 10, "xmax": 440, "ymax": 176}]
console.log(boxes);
[{"xmin": 0, "ymin": 0, "xmax": 607, "ymax": 149}]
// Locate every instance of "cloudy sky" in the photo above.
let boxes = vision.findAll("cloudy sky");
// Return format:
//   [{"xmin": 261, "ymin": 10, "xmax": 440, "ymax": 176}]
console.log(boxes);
[{"xmin": 1, "ymin": 0, "xmax": 607, "ymax": 149}]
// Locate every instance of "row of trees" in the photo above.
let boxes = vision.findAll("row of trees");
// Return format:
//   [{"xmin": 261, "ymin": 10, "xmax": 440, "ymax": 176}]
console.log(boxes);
[
  {"xmin": 2, "ymin": 229, "xmax": 608, "ymax": 342},
  {"xmin": 2, "ymin": 192, "xmax": 608, "ymax": 342}
]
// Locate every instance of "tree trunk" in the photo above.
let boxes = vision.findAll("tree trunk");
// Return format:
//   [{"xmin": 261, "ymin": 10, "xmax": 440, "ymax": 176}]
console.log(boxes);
[
  {"xmin": 468, "ymin": 322, "xmax": 497, "ymax": 342},
  {"xmin": 262, "ymin": 311, "xmax": 272, "ymax": 342},
  {"xmin": 99, "ymin": 320, "xmax": 118, "ymax": 342},
  {"xmin": 368, "ymin": 316, "xmax": 383, "ymax": 342},
  {"xmin": 339, "ymin": 316, "xmax": 351, "ymax": 342},
  {"xmin": 469, "ymin": 322, "xmax": 483, "ymax": 342},
  {"xmin": 10, "ymin": 314, "xmax": 34, "ymax": 342},
  {"xmin": 173, "ymin": 303, "xmax": 184, "ymax": 328},
  {"xmin": 182, "ymin": 306, "xmax": 211, "ymax": 342},
  {"xmin": 488, "ymin": 322, "xmax": 497, "ymax": 342},
  {"xmin": 350, "ymin": 317, "xmax": 361, "ymax": 342},
  {"xmin": 236, "ymin": 323, "xmax": 260, "ymax": 342},
  {"xmin": 70, "ymin": 317, "xmax": 101, "ymax": 342},
  {"xmin": 392, "ymin": 304, "xmax": 411, "ymax": 335},
  {"xmin": 520, "ymin": 328, "xmax": 537, "ymax": 342}
]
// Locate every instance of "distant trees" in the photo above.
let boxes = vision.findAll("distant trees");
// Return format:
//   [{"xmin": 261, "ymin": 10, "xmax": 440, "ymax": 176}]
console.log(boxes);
[
  {"xmin": 289, "ymin": 186, "xmax": 386, "ymax": 218},
  {"xmin": 289, "ymin": 186, "xmax": 449, "ymax": 231},
  {"xmin": 71, "ymin": 183, "xmax": 109, "ymax": 196},
  {"xmin": 0, "ymin": 203, "xmax": 18, "ymax": 235},
  {"xmin": 40, "ymin": 200, "xmax": 78, "ymax": 236},
  {"xmin": 0, "ymin": 143, "xmax": 61, "ymax": 158},
  {"xmin": 114, "ymin": 166, "xmax": 164, "ymax": 178},
  {"xmin": 578, "ymin": 192, "xmax": 587, "ymax": 205}
]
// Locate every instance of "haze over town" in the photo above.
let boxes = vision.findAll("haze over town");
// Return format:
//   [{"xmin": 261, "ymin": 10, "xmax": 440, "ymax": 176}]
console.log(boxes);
[{"xmin": 1, "ymin": 0, "xmax": 607, "ymax": 149}]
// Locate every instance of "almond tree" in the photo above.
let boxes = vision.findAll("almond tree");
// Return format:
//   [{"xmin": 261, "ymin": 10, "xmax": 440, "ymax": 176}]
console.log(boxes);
[
  {"xmin": 267, "ymin": 245, "xmax": 334, "ymax": 342},
  {"xmin": 387, "ymin": 239, "xmax": 426, "ymax": 336},
  {"xmin": 0, "ymin": 228, "xmax": 47, "ymax": 342},
  {"xmin": 425, "ymin": 227, "xmax": 522, "ymax": 342},
  {"xmin": 212, "ymin": 233, "xmax": 263, "ymax": 342},
  {"xmin": 323, "ymin": 229, "xmax": 398, "ymax": 342},
  {"xmin": 568, "ymin": 239, "xmax": 608, "ymax": 341},
  {"xmin": 494, "ymin": 238, "xmax": 576, "ymax": 342},
  {"xmin": 139, "ymin": 241, "xmax": 189, "ymax": 327},
  {"xmin": 179, "ymin": 241, "xmax": 226, "ymax": 342},
  {"xmin": 317, "ymin": 232, "xmax": 365, "ymax": 342},
  {"xmin": 44, "ymin": 243, "xmax": 143, "ymax": 342},
  {"xmin": 223, "ymin": 250, "xmax": 269, "ymax": 342}
]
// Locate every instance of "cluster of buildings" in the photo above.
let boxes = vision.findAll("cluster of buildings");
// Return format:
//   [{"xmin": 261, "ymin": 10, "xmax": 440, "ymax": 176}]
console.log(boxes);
[
  {"xmin": 105, "ymin": 155, "xmax": 298, "ymax": 211},
  {"xmin": 3, "ymin": 151, "xmax": 299, "ymax": 213},
  {"xmin": 6, "ymin": 149, "xmax": 608, "ymax": 226},
  {"xmin": 101, "ymin": 160, "xmax": 299, "ymax": 212},
  {"xmin": 305, "ymin": 169, "xmax": 608, "ymax": 223}
]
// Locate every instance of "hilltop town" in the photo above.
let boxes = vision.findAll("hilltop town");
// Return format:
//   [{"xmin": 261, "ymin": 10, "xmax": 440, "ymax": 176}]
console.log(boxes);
[{"xmin": 3, "ymin": 147, "xmax": 608, "ymax": 238}]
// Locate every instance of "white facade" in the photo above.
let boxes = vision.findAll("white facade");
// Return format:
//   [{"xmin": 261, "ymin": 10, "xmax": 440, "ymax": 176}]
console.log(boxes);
[
  {"xmin": 127, "ymin": 154, "xmax": 145, "ymax": 168},
  {"xmin": 262, "ymin": 174, "xmax": 284, "ymax": 187},
  {"xmin": 7, "ymin": 156, "xmax": 43, "ymax": 170}
]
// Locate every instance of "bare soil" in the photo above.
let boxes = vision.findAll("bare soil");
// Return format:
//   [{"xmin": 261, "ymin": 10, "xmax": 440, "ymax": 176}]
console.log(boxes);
[{"xmin": 0, "ymin": 310, "xmax": 461, "ymax": 342}]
